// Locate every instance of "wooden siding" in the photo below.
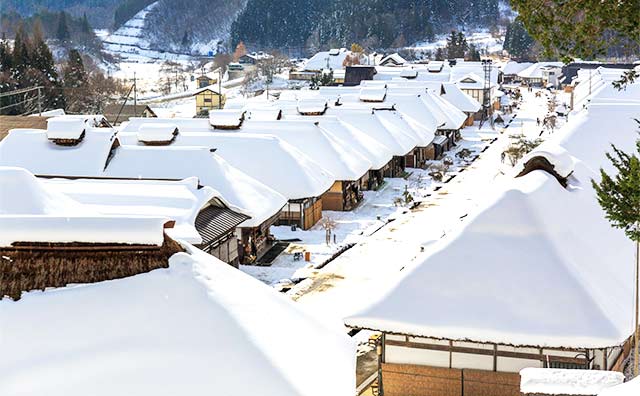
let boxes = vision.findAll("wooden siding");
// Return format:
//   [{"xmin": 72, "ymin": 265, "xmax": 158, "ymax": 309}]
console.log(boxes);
[
  {"xmin": 382, "ymin": 363, "xmax": 520, "ymax": 396},
  {"xmin": 303, "ymin": 198, "xmax": 322, "ymax": 230}
]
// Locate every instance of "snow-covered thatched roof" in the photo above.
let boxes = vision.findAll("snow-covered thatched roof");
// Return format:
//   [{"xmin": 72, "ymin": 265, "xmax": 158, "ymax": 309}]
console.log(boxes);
[
  {"xmin": 303, "ymin": 48, "xmax": 349, "ymax": 71},
  {"xmin": 0, "ymin": 245, "xmax": 356, "ymax": 395},
  {"xmin": 46, "ymin": 117, "xmax": 86, "ymax": 141},
  {"xmin": 345, "ymin": 101, "xmax": 639, "ymax": 350},
  {"xmin": 42, "ymin": 176, "xmax": 233, "ymax": 245},
  {"xmin": 0, "ymin": 127, "xmax": 118, "ymax": 177},
  {"xmin": 209, "ymin": 109, "xmax": 245, "ymax": 129},
  {"xmin": 137, "ymin": 123, "xmax": 178, "ymax": 144},
  {"xmin": 103, "ymin": 145, "xmax": 286, "ymax": 228},
  {"xmin": 517, "ymin": 62, "xmax": 564, "ymax": 79}
]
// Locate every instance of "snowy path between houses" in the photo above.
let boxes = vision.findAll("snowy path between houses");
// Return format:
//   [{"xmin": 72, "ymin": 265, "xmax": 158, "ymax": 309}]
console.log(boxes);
[{"xmin": 277, "ymin": 88, "xmax": 561, "ymax": 331}]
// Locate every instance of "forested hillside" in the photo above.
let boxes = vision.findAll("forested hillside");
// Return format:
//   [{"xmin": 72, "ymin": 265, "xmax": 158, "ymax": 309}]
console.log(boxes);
[
  {"xmin": 144, "ymin": 0, "xmax": 247, "ymax": 53},
  {"xmin": 230, "ymin": 0, "xmax": 500, "ymax": 51},
  {"xmin": 0, "ymin": 0, "xmax": 121, "ymax": 28}
]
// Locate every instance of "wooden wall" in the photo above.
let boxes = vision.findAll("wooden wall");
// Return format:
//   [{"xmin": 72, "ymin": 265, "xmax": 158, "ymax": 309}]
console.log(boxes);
[
  {"xmin": 321, "ymin": 181, "xmax": 344, "ymax": 211},
  {"xmin": 303, "ymin": 199, "xmax": 322, "ymax": 229},
  {"xmin": 381, "ymin": 363, "xmax": 520, "ymax": 396}
]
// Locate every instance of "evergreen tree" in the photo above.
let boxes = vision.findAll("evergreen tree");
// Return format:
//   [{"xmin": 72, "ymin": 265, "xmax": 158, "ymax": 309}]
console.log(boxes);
[
  {"xmin": 592, "ymin": 135, "xmax": 640, "ymax": 376},
  {"xmin": 80, "ymin": 13, "xmax": 92, "ymax": 34},
  {"xmin": 504, "ymin": 19, "xmax": 536, "ymax": 60},
  {"xmin": 63, "ymin": 49, "xmax": 89, "ymax": 112},
  {"xmin": 445, "ymin": 30, "xmax": 468, "ymax": 59},
  {"xmin": 56, "ymin": 12, "xmax": 70, "ymax": 42},
  {"xmin": 0, "ymin": 33, "xmax": 13, "ymax": 72},
  {"xmin": 181, "ymin": 31, "xmax": 191, "ymax": 49},
  {"xmin": 467, "ymin": 44, "xmax": 481, "ymax": 61}
]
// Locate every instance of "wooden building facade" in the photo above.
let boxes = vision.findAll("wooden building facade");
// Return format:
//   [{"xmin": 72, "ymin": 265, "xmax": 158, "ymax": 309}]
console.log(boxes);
[
  {"xmin": 238, "ymin": 212, "xmax": 281, "ymax": 264},
  {"xmin": 375, "ymin": 333, "xmax": 631, "ymax": 396},
  {"xmin": 278, "ymin": 197, "xmax": 323, "ymax": 230}
]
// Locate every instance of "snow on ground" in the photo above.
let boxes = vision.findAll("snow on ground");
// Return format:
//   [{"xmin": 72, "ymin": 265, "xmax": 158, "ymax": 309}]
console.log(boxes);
[
  {"xmin": 410, "ymin": 30, "xmax": 505, "ymax": 55},
  {"xmin": 276, "ymin": 87, "xmax": 556, "ymax": 327},
  {"xmin": 520, "ymin": 368, "xmax": 624, "ymax": 396}
]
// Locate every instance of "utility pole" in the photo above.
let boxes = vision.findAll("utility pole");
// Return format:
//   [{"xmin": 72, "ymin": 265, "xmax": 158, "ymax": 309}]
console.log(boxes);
[
  {"xmin": 36, "ymin": 86, "xmax": 42, "ymax": 116},
  {"xmin": 218, "ymin": 67, "xmax": 222, "ymax": 109},
  {"xmin": 133, "ymin": 72, "xmax": 137, "ymax": 116}
]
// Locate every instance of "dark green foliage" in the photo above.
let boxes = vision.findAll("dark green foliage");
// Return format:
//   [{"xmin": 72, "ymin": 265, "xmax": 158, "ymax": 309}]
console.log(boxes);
[
  {"xmin": 113, "ymin": 0, "xmax": 156, "ymax": 30},
  {"xmin": 1, "ymin": 0, "xmax": 122, "ymax": 28},
  {"xmin": 592, "ymin": 132, "xmax": 640, "ymax": 242},
  {"xmin": 56, "ymin": 11, "xmax": 70, "ymax": 41},
  {"xmin": 503, "ymin": 19, "xmax": 536, "ymax": 60},
  {"xmin": 231, "ymin": 0, "xmax": 499, "ymax": 52},
  {"xmin": 445, "ymin": 30, "xmax": 468, "ymax": 58},
  {"xmin": 1, "ymin": 10, "xmax": 103, "ymax": 53}
]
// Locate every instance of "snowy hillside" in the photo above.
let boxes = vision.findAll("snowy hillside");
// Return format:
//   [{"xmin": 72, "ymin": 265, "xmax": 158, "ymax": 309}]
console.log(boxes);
[{"xmin": 101, "ymin": 2, "xmax": 193, "ymax": 62}]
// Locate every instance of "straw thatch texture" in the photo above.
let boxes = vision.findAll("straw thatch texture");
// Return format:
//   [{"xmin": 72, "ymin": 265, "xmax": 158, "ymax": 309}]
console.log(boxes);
[
  {"xmin": 516, "ymin": 156, "xmax": 568, "ymax": 187},
  {"xmin": 0, "ymin": 235, "xmax": 183, "ymax": 300}
]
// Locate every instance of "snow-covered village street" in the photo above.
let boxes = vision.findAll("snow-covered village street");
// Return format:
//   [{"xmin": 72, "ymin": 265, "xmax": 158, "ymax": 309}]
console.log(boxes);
[{"xmin": 1, "ymin": 1, "xmax": 640, "ymax": 394}]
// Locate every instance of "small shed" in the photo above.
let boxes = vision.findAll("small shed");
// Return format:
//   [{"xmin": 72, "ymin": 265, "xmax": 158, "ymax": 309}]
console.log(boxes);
[{"xmin": 196, "ymin": 75, "xmax": 217, "ymax": 88}]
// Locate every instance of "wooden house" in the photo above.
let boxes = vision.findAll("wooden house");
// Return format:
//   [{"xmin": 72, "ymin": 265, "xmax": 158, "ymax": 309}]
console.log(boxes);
[
  {"xmin": 344, "ymin": 65, "xmax": 377, "ymax": 86},
  {"xmin": 196, "ymin": 75, "xmax": 217, "ymax": 88},
  {"xmin": 104, "ymin": 104, "xmax": 157, "ymax": 125},
  {"xmin": 379, "ymin": 53, "xmax": 407, "ymax": 67},
  {"xmin": 193, "ymin": 87, "xmax": 226, "ymax": 114},
  {"xmin": 117, "ymin": 128, "xmax": 335, "ymax": 231},
  {"xmin": 345, "ymin": 148, "xmax": 637, "ymax": 396}
]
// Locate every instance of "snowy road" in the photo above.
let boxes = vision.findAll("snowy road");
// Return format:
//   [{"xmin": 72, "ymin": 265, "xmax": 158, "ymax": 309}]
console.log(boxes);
[{"xmin": 286, "ymin": 88, "xmax": 558, "ymax": 328}]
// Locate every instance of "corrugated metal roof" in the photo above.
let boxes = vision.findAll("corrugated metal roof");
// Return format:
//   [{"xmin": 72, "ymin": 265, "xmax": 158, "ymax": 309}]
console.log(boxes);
[{"xmin": 195, "ymin": 206, "xmax": 250, "ymax": 248}]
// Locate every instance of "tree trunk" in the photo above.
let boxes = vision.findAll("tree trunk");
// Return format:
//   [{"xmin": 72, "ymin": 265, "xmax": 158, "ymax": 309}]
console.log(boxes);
[{"xmin": 635, "ymin": 239, "xmax": 639, "ymax": 376}]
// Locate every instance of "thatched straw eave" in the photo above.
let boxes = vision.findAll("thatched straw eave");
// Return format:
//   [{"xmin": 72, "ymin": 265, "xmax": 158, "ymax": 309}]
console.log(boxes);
[{"xmin": 0, "ymin": 234, "xmax": 184, "ymax": 301}]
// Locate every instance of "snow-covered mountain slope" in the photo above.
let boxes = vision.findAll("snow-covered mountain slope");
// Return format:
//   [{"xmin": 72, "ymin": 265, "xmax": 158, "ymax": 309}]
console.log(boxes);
[{"xmin": 101, "ymin": 2, "xmax": 193, "ymax": 62}]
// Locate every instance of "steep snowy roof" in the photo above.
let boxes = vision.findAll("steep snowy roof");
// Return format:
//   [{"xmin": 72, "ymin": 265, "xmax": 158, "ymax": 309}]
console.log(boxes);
[
  {"xmin": 518, "ymin": 62, "xmax": 564, "ymax": 79},
  {"xmin": 238, "ymin": 120, "xmax": 372, "ymax": 181},
  {"xmin": 303, "ymin": 48, "xmax": 349, "ymax": 71},
  {"xmin": 42, "ymin": 177, "xmax": 227, "ymax": 244},
  {"xmin": 515, "ymin": 143, "xmax": 576, "ymax": 180},
  {"xmin": 379, "ymin": 53, "xmax": 406, "ymax": 66},
  {"xmin": 441, "ymin": 83, "xmax": 481, "ymax": 113},
  {"xmin": 0, "ymin": 128, "xmax": 117, "ymax": 177},
  {"xmin": 455, "ymin": 72, "xmax": 485, "ymax": 89},
  {"xmin": 501, "ymin": 61, "xmax": 534, "ymax": 75},
  {"xmin": 103, "ymin": 145, "xmax": 286, "ymax": 228},
  {"xmin": 118, "ymin": 132, "xmax": 335, "ymax": 200},
  {"xmin": 331, "ymin": 109, "xmax": 416, "ymax": 156},
  {"xmin": 0, "ymin": 246, "xmax": 356, "ymax": 395},
  {"xmin": 300, "ymin": 116, "xmax": 393, "ymax": 171},
  {"xmin": 422, "ymin": 91, "xmax": 467, "ymax": 130},
  {"xmin": 520, "ymin": 368, "xmax": 624, "ymax": 395},
  {"xmin": 297, "ymin": 99, "xmax": 328, "ymax": 115},
  {"xmin": 346, "ymin": 164, "xmax": 635, "ymax": 348}
]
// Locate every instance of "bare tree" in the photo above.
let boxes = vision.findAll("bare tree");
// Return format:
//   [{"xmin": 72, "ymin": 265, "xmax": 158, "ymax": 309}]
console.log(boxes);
[{"xmin": 320, "ymin": 216, "xmax": 337, "ymax": 245}]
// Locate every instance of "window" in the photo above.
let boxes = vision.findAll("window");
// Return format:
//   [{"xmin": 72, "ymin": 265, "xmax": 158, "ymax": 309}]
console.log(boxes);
[
  {"xmin": 204, "ymin": 98, "xmax": 212, "ymax": 103},
  {"xmin": 548, "ymin": 360, "xmax": 587, "ymax": 369}
]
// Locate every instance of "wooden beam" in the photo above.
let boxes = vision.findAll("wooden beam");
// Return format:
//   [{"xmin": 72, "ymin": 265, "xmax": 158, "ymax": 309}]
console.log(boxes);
[{"xmin": 385, "ymin": 339, "xmax": 588, "ymax": 366}]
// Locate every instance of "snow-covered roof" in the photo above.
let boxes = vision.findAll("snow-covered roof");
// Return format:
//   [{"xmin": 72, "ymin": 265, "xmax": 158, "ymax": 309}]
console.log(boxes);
[
  {"xmin": 455, "ymin": 72, "xmax": 485, "ymax": 89},
  {"xmin": 0, "ymin": 167, "xmax": 167, "ymax": 247},
  {"xmin": 359, "ymin": 86, "xmax": 387, "ymax": 102},
  {"xmin": 137, "ymin": 123, "xmax": 178, "ymax": 144},
  {"xmin": 42, "ymin": 176, "xmax": 227, "ymax": 245},
  {"xmin": 247, "ymin": 108, "xmax": 282, "ymax": 121},
  {"xmin": 422, "ymin": 91, "xmax": 467, "ymax": 130},
  {"xmin": 0, "ymin": 128, "xmax": 118, "ymax": 177},
  {"xmin": 501, "ymin": 61, "xmax": 534, "ymax": 76},
  {"xmin": 599, "ymin": 377, "xmax": 640, "ymax": 396},
  {"xmin": 120, "ymin": 117, "xmax": 212, "ymax": 133},
  {"xmin": 119, "ymin": 132, "xmax": 335, "ymax": 201},
  {"xmin": 304, "ymin": 117, "xmax": 393, "ymax": 171},
  {"xmin": 331, "ymin": 109, "xmax": 417, "ymax": 157},
  {"xmin": 520, "ymin": 368, "xmax": 624, "ymax": 396},
  {"xmin": 379, "ymin": 53, "xmax": 406, "ymax": 66},
  {"xmin": 346, "ymin": 163, "xmax": 635, "ymax": 348},
  {"xmin": 441, "ymin": 83, "xmax": 481, "ymax": 113},
  {"xmin": 46, "ymin": 117, "xmax": 86, "ymax": 141},
  {"xmin": 239, "ymin": 120, "xmax": 372, "ymax": 181},
  {"xmin": 1, "ymin": 215, "xmax": 167, "ymax": 247},
  {"xmin": 209, "ymin": 109, "xmax": 245, "ymax": 129},
  {"xmin": 29, "ymin": 108, "xmax": 65, "ymax": 117},
  {"xmin": 103, "ymin": 145, "xmax": 286, "ymax": 228},
  {"xmin": 399, "ymin": 68, "xmax": 418, "ymax": 78},
  {"xmin": 297, "ymin": 99, "xmax": 328, "ymax": 115},
  {"xmin": 571, "ymin": 68, "xmax": 640, "ymax": 111},
  {"xmin": 0, "ymin": 246, "xmax": 356, "ymax": 395},
  {"xmin": 515, "ymin": 143, "xmax": 576, "ymax": 180},
  {"xmin": 303, "ymin": 48, "xmax": 349, "ymax": 71},
  {"xmin": 518, "ymin": 62, "xmax": 564, "ymax": 79}
]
